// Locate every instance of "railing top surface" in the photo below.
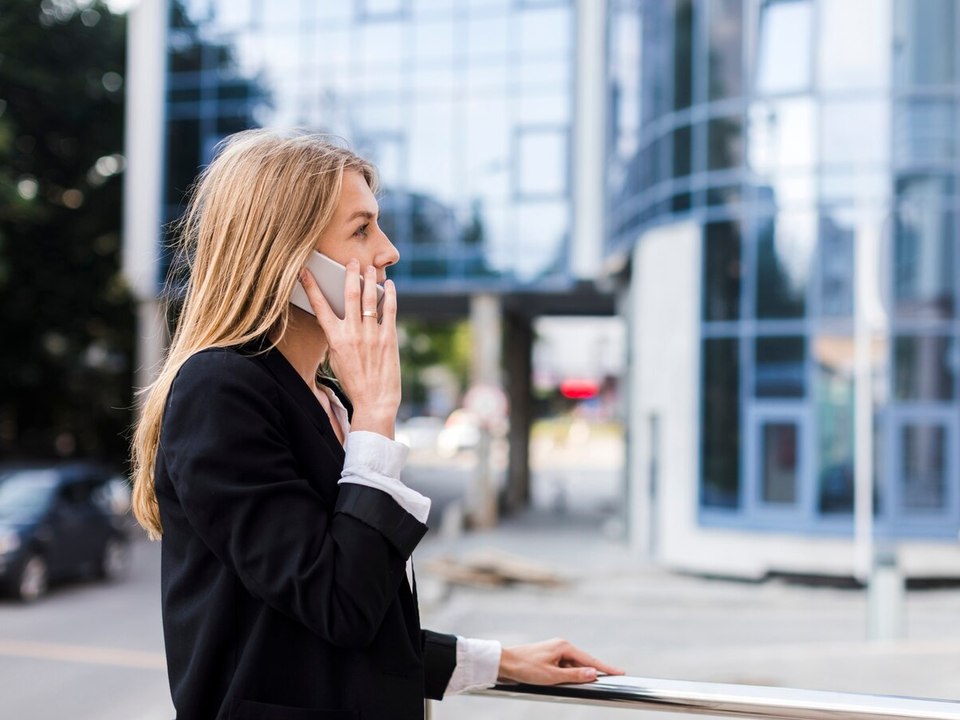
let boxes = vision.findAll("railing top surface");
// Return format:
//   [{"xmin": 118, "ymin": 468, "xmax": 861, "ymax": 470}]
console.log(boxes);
[{"xmin": 469, "ymin": 675, "xmax": 960, "ymax": 720}]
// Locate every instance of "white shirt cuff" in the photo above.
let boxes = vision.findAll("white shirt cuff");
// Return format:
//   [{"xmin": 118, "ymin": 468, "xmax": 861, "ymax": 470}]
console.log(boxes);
[
  {"xmin": 444, "ymin": 637, "xmax": 502, "ymax": 695},
  {"xmin": 338, "ymin": 430, "xmax": 431, "ymax": 524}
]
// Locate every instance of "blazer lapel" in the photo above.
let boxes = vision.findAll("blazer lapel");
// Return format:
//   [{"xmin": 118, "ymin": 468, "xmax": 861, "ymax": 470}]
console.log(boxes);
[{"xmin": 255, "ymin": 346, "xmax": 346, "ymax": 465}]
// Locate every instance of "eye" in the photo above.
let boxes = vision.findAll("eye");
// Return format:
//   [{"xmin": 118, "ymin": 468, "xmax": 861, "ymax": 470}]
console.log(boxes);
[{"xmin": 354, "ymin": 223, "xmax": 369, "ymax": 237}]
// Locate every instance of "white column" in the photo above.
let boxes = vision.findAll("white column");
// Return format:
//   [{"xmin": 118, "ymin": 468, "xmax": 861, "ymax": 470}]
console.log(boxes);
[
  {"xmin": 468, "ymin": 294, "xmax": 502, "ymax": 529},
  {"xmin": 122, "ymin": 0, "xmax": 169, "ymax": 395},
  {"xmin": 571, "ymin": 0, "xmax": 607, "ymax": 280}
]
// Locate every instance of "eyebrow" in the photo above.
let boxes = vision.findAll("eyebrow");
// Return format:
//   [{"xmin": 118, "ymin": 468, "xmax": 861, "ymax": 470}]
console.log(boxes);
[{"xmin": 344, "ymin": 209, "xmax": 379, "ymax": 224}]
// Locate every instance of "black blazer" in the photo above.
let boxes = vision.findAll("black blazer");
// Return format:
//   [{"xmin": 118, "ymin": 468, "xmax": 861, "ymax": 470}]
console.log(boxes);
[{"xmin": 155, "ymin": 343, "xmax": 458, "ymax": 720}]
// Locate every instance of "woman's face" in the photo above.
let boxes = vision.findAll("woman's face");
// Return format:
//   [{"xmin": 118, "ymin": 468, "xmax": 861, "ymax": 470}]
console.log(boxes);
[{"xmin": 315, "ymin": 170, "xmax": 399, "ymax": 282}]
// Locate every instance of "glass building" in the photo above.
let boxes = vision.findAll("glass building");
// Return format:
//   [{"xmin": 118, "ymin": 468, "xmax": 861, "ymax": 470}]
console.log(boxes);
[
  {"xmin": 610, "ymin": 0, "xmax": 960, "ymax": 576},
  {"xmin": 163, "ymin": 0, "xmax": 577, "ymax": 289}
]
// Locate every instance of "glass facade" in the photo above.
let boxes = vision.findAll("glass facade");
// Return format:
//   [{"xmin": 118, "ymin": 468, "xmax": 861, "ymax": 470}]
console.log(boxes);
[
  {"xmin": 609, "ymin": 0, "xmax": 960, "ymax": 537},
  {"xmin": 163, "ymin": 0, "xmax": 574, "ymax": 288}
]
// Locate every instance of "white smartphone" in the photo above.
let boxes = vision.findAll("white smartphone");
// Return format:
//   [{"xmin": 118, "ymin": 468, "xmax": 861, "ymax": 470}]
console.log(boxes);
[{"xmin": 290, "ymin": 251, "xmax": 385, "ymax": 320}]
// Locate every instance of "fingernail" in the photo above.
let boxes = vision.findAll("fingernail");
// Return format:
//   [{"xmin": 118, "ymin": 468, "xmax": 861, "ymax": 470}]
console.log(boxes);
[
  {"xmin": 583, "ymin": 668, "xmax": 597, "ymax": 680},
  {"xmin": 298, "ymin": 269, "xmax": 307, "ymax": 283},
  {"xmin": 349, "ymin": 258, "xmax": 359, "ymax": 267},
  {"xmin": 366, "ymin": 265, "xmax": 375, "ymax": 274}
]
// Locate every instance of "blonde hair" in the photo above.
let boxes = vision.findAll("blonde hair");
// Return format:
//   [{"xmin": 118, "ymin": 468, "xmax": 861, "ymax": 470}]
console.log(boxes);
[{"xmin": 131, "ymin": 129, "xmax": 378, "ymax": 539}]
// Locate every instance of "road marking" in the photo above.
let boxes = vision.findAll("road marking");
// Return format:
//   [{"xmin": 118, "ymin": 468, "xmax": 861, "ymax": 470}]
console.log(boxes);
[{"xmin": 0, "ymin": 638, "xmax": 166, "ymax": 670}]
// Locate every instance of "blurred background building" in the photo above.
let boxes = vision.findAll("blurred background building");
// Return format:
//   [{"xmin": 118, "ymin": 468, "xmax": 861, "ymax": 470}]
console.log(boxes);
[
  {"xmin": 122, "ymin": 0, "xmax": 960, "ymax": 578},
  {"xmin": 609, "ymin": 0, "xmax": 960, "ymax": 577}
]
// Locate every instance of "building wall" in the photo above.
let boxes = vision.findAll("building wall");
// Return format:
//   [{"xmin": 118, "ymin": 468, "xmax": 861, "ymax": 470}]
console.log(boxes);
[
  {"xmin": 628, "ymin": 222, "xmax": 701, "ymax": 559},
  {"xmin": 611, "ymin": 0, "xmax": 960, "ymax": 574}
]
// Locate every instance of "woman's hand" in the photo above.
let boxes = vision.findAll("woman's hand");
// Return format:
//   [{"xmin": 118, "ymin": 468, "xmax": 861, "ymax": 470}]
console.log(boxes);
[
  {"xmin": 298, "ymin": 258, "xmax": 400, "ymax": 438},
  {"xmin": 497, "ymin": 638, "xmax": 625, "ymax": 685}
]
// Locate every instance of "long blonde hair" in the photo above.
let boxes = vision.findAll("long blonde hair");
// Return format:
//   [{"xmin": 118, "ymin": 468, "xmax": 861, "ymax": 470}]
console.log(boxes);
[{"xmin": 131, "ymin": 129, "xmax": 378, "ymax": 539}]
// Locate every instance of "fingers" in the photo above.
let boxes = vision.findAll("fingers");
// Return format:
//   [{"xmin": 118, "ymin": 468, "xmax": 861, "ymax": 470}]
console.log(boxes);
[
  {"xmin": 561, "ymin": 644, "xmax": 625, "ymax": 676},
  {"xmin": 343, "ymin": 258, "xmax": 362, "ymax": 324},
  {"xmin": 556, "ymin": 666, "xmax": 600, "ymax": 684},
  {"xmin": 361, "ymin": 265, "xmax": 379, "ymax": 319},
  {"xmin": 381, "ymin": 279, "xmax": 397, "ymax": 326},
  {"xmin": 299, "ymin": 268, "xmax": 338, "ymax": 331}
]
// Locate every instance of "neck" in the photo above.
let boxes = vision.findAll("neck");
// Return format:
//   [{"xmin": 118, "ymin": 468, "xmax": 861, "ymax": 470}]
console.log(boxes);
[{"xmin": 270, "ymin": 309, "xmax": 328, "ymax": 391}]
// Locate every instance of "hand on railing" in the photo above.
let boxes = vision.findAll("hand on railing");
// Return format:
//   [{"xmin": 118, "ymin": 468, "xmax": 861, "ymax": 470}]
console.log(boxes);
[{"xmin": 496, "ymin": 638, "xmax": 625, "ymax": 686}]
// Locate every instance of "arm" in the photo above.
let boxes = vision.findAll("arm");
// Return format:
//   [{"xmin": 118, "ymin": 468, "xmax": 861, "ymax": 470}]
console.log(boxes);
[{"xmin": 161, "ymin": 350, "xmax": 427, "ymax": 649}]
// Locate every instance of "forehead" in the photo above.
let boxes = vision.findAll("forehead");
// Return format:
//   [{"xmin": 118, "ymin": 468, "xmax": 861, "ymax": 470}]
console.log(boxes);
[{"xmin": 335, "ymin": 170, "xmax": 378, "ymax": 217}]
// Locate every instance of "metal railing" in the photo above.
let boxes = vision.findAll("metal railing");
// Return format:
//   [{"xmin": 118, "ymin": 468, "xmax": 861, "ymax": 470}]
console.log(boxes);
[{"xmin": 464, "ymin": 675, "xmax": 960, "ymax": 719}]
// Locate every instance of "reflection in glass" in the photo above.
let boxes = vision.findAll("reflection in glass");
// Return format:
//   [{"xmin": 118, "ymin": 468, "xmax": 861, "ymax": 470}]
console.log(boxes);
[
  {"xmin": 674, "ymin": 0, "xmax": 695, "ymax": 110},
  {"xmin": 673, "ymin": 125, "xmax": 692, "ymax": 177},
  {"xmin": 818, "ymin": 213, "xmax": 855, "ymax": 317},
  {"xmin": 820, "ymin": 100, "xmax": 889, "ymax": 169},
  {"xmin": 761, "ymin": 423, "xmax": 798, "ymax": 504},
  {"xmin": 818, "ymin": 0, "xmax": 890, "ymax": 90},
  {"xmin": 756, "ymin": 212, "xmax": 815, "ymax": 319},
  {"xmin": 748, "ymin": 98, "xmax": 816, "ymax": 172},
  {"xmin": 894, "ymin": 335, "xmax": 957, "ymax": 401},
  {"xmin": 815, "ymin": 336, "xmax": 855, "ymax": 513},
  {"xmin": 708, "ymin": 116, "xmax": 742, "ymax": 171},
  {"xmin": 893, "ymin": 0, "xmax": 956, "ymax": 87},
  {"xmin": 468, "ymin": 15, "xmax": 509, "ymax": 58},
  {"xmin": 703, "ymin": 221, "xmax": 741, "ymax": 321},
  {"xmin": 756, "ymin": 0, "xmax": 812, "ymax": 94},
  {"xmin": 708, "ymin": 0, "xmax": 743, "ymax": 101},
  {"xmin": 901, "ymin": 424, "xmax": 947, "ymax": 510},
  {"xmin": 517, "ymin": 129, "xmax": 567, "ymax": 197},
  {"xmin": 514, "ymin": 200, "xmax": 568, "ymax": 280},
  {"xmin": 519, "ymin": 6, "xmax": 571, "ymax": 57},
  {"xmin": 755, "ymin": 336, "xmax": 805, "ymax": 398},
  {"xmin": 893, "ymin": 100, "xmax": 957, "ymax": 165},
  {"xmin": 414, "ymin": 20, "xmax": 456, "ymax": 63},
  {"xmin": 894, "ymin": 207, "xmax": 955, "ymax": 318},
  {"xmin": 702, "ymin": 338, "xmax": 740, "ymax": 509}
]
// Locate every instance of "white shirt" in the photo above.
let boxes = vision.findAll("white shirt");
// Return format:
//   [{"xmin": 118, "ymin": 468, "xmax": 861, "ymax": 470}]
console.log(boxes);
[{"xmin": 321, "ymin": 385, "xmax": 502, "ymax": 695}]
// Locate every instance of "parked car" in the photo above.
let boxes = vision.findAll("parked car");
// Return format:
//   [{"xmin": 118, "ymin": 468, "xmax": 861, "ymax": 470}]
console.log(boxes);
[
  {"xmin": 395, "ymin": 416, "xmax": 445, "ymax": 452},
  {"xmin": 0, "ymin": 463, "xmax": 132, "ymax": 602}
]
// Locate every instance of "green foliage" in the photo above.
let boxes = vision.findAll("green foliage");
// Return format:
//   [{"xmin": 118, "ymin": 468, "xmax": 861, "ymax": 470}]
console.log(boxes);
[
  {"xmin": 0, "ymin": 0, "xmax": 134, "ymax": 463},
  {"xmin": 398, "ymin": 320, "xmax": 472, "ymax": 412}
]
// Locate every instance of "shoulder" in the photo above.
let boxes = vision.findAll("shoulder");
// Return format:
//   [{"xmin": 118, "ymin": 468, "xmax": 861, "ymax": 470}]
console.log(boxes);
[{"xmin": 168, "ymin": 347, "xmax": 278, "ymax": 408}]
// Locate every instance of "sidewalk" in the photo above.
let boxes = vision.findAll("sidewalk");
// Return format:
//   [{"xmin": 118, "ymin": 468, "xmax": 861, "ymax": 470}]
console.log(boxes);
[{"xmin": 415, "ymin": 508, "xmax": 960, "ymax": 720}]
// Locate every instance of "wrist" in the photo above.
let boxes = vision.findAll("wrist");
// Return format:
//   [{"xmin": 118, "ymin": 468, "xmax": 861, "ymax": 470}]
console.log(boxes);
[
  {"xmin": 496, "ymin": 646, "xmax": 518, "ymax": 683},
  {"xmin": 350, "ymin": 409, "xmax": 397, "ymax": 439}
]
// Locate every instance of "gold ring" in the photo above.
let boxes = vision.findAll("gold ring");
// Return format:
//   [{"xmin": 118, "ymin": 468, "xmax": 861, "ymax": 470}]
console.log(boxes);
[{"xmin": 362, "ymin": 310, "xmax": 379, "ymax": 319}]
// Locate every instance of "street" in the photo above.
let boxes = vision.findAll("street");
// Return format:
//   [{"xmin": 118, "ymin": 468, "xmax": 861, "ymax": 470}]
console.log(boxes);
[{"xmin": 0, "ymin": 433, "xmax": 958, "ymax": 719}]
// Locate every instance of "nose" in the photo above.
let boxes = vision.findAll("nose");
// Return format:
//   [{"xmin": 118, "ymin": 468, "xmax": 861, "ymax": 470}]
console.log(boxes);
[{"xmin": 378, "ymin": 231, "xmax": 400, "ymax": 275}]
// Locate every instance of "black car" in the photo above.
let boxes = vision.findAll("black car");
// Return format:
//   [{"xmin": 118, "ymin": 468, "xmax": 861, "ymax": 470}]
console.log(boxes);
[{"xmin": 0, "ymin": 463, "xmax": 132, "ymax": 602}]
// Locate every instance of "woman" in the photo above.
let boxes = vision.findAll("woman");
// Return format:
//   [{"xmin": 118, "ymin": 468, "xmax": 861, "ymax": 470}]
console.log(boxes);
[{"xmin": 131, "ymin": 129, "xmax": 623, "ymax": 720}]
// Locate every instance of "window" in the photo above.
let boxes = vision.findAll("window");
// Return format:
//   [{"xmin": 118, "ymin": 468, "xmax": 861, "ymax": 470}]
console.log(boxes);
[
  {"xmin": 894, "ymin": 335, "xmax": 957, "ymax": 401},
  {"xmin": 820, "ymin": 100, "xmax": 889, "ymax": 169},
  {"xmin": 901, "ymin": 424, "xmax": 947, "ymax": 509},
  {"xmin": 755, "ymin": 0, "xmax": 812, "ymax": 94},
  {"xmin": 673, "ymin": 0, "xmax": 695, "ymax": 110},
  {"xmin": 702, "ymin": 338, "xmax": 741, "ymax": 509},
  {"xmin": 708, "ymin": 116, "xmax": 743, "ymax": 171},
  {"xmin": 755, "ymin": 212, "xmax": 815, "ymax": 319},
  {"xmin": 894, "ymin": 208, "xmax": 955, "ymax": 319},
  {"xmin": 893, "ymin": 0, "xmax": 956, "ymax": 87},
  {"xmin": 755, "ymin": 336, "xmax": 805, "ymax": 398},
  {"xmin": 708, "ymin": 0, "xmax": 743, "ymax": 101},
  {"xmin": 814, "ymin": 335, "xmax": 855, "ymax": 514},
  {"xmin": 516, "ymin": 129, "xmax": 567, "ymax": 198},
  {"xmin": 893, "ymin": 100, "xmax": 957, "ymax": 165},
  {"xmin": 818, "ymin": 0, "xmax": 890, "ymax": 90},
  {"xmin": 703, "ymin": 221, "xmax": 742, "ymax": 321}
]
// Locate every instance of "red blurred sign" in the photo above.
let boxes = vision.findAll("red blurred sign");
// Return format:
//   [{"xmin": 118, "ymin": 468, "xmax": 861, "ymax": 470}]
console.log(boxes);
[{"xmin": 559, "ymin": 379, "xmax": 599, "ymax": 399}]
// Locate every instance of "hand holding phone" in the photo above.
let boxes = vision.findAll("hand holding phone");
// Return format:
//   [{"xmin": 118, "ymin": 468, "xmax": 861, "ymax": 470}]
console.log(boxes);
[{"xmin": 290, "ymin": 251, "xmax": 385, "ymax": 320}]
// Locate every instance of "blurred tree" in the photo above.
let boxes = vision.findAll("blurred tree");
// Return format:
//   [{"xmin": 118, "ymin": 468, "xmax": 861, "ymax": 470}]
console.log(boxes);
[
  {"xmin": 0, "ymin": 0, "xmax": 134, "ymax": 464},
  {"xmin": 398, "ymin": 320, "xmax": 473, "ymax": 416}
]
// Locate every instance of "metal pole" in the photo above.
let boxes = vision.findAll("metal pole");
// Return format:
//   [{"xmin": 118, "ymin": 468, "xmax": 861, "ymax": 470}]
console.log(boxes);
[{"xmin": 470, "ymin": 676, "xmax": 960, "ymax": 719}]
